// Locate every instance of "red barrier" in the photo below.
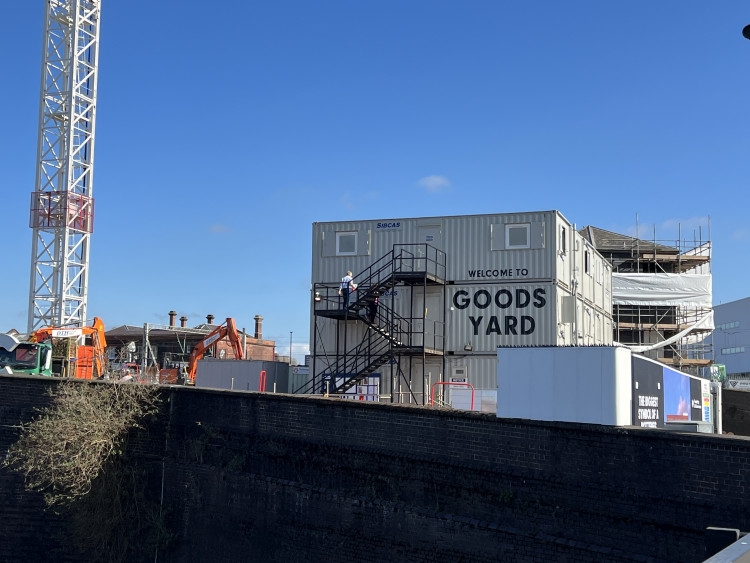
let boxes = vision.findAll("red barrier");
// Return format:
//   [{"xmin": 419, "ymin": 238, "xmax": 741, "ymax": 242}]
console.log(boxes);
[{"xmin": 430, "ymin": 381, "xmax": 475, "ymax": 411}]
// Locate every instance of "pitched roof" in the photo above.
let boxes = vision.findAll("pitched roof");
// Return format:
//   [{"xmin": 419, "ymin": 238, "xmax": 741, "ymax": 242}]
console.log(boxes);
[
  {"xmin": 578, "ymin": 226, "xmax": 678, "ymax": 254},
  {"xmin": 104, "ymin": 325, "xmax": 143, "ymax": 338}
]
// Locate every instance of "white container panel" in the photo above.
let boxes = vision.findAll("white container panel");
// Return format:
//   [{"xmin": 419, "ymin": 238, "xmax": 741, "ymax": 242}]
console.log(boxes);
[
  {"xmin": 497, "ymin": 346, "xmax": 632, "ymax": 426},
  {"xmin": 396, "ymin": 357, "xmax": 500, "ymax": 405},
  {"xmin": 313, "ymin": 219, "xmax": 431, "ymax": 284},
  {"xmin": 444, "ymin": 356, "xmax": 500, "ymax": 391},
  {"xmin": 312, "ymin": 211, "xmax": 569, "ymax": 286},
  {"xmin": 398, "ymin": 358, "xmax": 443, "ymax": 404},
  {"xmin": 556, "ymin": 251, "xmax": 574, "ymax": 292},
  {"xmin": 312, "ymin": 221, "xmax": 372, "ymax": 284},
  {"xmin": 441, "ymin": 212, "xmax": 556, "ymax": 283},
  {"xmin": 354, "ymin": 357, "xmax": 503, "ymax": 405}
]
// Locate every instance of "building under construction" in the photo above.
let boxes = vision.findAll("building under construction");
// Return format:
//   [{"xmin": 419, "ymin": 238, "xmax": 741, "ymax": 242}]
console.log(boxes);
[{"xmin": 579, "ymin": 225, "xmax": 712, "ymax": 375}]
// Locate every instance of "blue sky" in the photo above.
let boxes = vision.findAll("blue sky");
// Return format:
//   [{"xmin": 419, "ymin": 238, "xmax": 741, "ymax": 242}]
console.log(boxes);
[{"xmin": 1, "ymin": 1, "xmax": 748, "ymax": 361}]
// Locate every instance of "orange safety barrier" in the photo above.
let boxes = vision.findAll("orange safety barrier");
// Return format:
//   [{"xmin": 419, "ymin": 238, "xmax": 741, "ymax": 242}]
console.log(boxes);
[{"xmin": 430, "ymin": 381, "xmax": 475, "ymax": 411}]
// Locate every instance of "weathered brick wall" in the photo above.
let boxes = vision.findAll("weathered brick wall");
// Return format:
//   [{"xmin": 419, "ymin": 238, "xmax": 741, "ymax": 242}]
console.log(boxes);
[{"xmin": 2, "ymin": 375, "xmax": 750, "ymax": 562}]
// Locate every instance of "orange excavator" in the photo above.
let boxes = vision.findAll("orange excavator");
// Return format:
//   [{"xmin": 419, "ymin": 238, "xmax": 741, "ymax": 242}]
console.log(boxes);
[
  {"xmin": 187, "ymin": 318, "xmax": 244, "ymax": 384},
  {"xmin": 31, "ymin": 317, "xmax": 108, "ymax": 379}
]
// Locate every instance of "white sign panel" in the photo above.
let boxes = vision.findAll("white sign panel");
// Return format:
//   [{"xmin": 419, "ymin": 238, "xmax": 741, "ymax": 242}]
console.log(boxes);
[{"xmin": 51, "ymin": 328, "xmax": 82, "ymax": 338}]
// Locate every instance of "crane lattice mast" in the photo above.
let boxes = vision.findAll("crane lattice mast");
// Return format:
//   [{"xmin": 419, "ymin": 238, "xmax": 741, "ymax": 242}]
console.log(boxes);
[{"xmin": 28, "ymin": 0, "xmax": 101, "ymax": 332}]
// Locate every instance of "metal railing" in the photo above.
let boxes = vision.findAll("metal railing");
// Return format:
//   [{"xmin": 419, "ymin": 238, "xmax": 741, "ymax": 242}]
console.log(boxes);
[
  {"xmin": 392, "ymin": 243, "xmax": 446, "ymax": 281},
  {"xmin": 298, "ymin": 328, "xmax": 396, "ymax": 395},
  {"xmin": 304, "ymin": 243, "xmax": 447, "ymax": 396}
]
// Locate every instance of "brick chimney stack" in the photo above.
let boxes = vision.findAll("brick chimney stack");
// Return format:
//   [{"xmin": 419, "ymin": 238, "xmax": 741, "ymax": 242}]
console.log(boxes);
[
  {"xmin": 180, "ymin": 316, "xmax": 188, "ymax": 328},
  {"xmin": 169, "ymin": 310, "xmax": 177, "ymax": 327},
  {"xmin": 206, "ymin": 314, "xmax": 215, "ymax": 325},
  {"xmin": 254, "ymin": 315, "xmax": 263, "ymax": 340}
]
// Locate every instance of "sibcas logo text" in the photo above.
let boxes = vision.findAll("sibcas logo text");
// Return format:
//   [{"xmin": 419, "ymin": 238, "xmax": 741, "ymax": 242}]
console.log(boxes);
[{"xmin": 376, "ymin": 222, "xmax": 401, "ymax": 229}]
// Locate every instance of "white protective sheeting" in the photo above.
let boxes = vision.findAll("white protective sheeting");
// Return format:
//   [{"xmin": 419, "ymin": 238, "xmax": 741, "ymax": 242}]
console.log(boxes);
[
  {"xmin": 612, "ymin": 273, "xmax": 712, "ymax": 307},
  {"xmin": 626, "ymin": 310, "xmax": 714, "ymax": 353}
]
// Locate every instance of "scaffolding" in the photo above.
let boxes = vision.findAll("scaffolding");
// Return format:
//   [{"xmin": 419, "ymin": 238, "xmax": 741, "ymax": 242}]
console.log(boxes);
[
  {"xmin": 300, "ymin": 244, "xmax": 446, "ymax": 403},
  {"xmin": 580, "ymin": 225, "xmax": 712, "ymax": 375},
  {"xmin": 141, "ymin": 323, "xmax": 212, "ymax": 375}
]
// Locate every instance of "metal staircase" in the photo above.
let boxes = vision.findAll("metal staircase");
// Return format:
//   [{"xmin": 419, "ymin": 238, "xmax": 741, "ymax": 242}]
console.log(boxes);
[
  {"xmin": 300, "ymin": 244, "xmax": 446, "ymax": 398},
  {"xmin": 300, "ymin": 305, "xmax": 408, "ymax": 395}
]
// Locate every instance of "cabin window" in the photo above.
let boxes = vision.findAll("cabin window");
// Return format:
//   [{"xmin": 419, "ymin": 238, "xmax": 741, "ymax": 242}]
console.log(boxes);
[
  {"xmin": 336, "ymin": 231, "xmax": 358, "ymax": 256},
  {"xmin": 505, "ymin": 223, "xmax": 530, "ymax": 249}
]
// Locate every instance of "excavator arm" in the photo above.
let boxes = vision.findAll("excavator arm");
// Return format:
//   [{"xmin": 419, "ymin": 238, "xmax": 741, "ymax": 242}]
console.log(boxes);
[
  {"xmin": 90, "ymin": 317, "xmax": 107, "ymax": 378},
  {"xmin": 187, "ymin": 318, "xmax": 244, "ymax": 384}
]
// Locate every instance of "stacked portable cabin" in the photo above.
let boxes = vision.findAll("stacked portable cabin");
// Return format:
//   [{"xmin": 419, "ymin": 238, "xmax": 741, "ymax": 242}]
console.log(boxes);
[{"xmin": 306, "ymin": 210, "xmax": 613, "ymax": 406}]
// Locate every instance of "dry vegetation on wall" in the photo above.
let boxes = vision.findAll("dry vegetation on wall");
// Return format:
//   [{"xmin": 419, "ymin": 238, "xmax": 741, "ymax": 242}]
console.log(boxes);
[
  {"xmin": 3, "ymin": 381, "xmax": 167, "ymax": 562},
  {"xmin": 4, "ymin": 381, "xmax": 161, "ymax": 506}
]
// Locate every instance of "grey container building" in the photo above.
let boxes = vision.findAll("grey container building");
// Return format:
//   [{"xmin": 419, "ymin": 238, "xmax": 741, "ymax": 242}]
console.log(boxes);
[{"xmin": 303, "ymin": 210, "xmax": 613, "ymax": 405}]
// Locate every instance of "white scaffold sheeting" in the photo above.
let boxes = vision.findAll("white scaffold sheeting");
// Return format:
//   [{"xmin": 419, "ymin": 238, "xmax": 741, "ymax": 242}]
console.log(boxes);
[
  {"xmin": 627, "ymin": 310, "xmax": 714, "ymax": 352},
  {"xmin": 612, "ymin": 273, "xmax": 712, "ymax": 307}
]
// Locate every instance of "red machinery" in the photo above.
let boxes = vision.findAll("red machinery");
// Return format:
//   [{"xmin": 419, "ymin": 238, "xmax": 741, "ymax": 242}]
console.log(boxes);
[{"xmin": 187, "ymin": 318, "xmax": 244, "ymax": 384}]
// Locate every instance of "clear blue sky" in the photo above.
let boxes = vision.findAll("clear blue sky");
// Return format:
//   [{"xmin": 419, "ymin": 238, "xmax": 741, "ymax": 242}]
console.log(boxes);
[{"xmin": 1, "ymin": 1, "xmax": 748, "ymax": 361}]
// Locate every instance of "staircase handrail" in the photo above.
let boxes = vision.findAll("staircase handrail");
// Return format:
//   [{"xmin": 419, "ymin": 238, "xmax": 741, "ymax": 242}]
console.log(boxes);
[
  {"xmin": 304, "ymin": 243, "xmax": 447, "ymax": 395},
  {"xmin": 393, "ymin": 243, "xmax": 447, "ymax": 280},
  {"xmin": 298, "ymin": 330, "xmax": 395, "ymax": 394}
]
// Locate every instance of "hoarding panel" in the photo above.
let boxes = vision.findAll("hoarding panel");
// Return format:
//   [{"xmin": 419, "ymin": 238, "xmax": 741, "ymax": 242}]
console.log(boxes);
[
  {"xmin": 663, "ymin": 369, "xmax": 691, "ymax": 422},
  {"xmin": 631, "ymin": 355, "xmax": 711, "ymax": 428},
  {"xmin": 689, "ymin": 377, "xmax": 703, "ymax": 422},
  {"xmin": 529, "ymin": 346, "xmax": 556, "ymax": 421},
  {"xmin": 632, "ymin": 362, "xmax": 663, "ymax": 428},
  {"xmin": 552, "ymin": 346, "xmax": 583, "ymax": 420},
  {"xmin": 497, "ymin": 346, "xmax": 630, "ymax": 425}
]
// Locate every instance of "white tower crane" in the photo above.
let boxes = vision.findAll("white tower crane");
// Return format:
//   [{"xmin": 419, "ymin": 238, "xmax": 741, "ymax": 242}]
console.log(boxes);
[{"xmin": 28, "ymin": 0, "xmax": 101, "ymax": 332}]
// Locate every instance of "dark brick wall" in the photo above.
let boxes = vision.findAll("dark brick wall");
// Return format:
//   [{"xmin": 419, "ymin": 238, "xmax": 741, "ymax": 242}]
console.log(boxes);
[
  {"xmin": 0, "ymin": 376, "xmax": 66, "ymax": 563},
  {"xmin": 723, "ymin": 388, "xmax": 750, "ymax": 436},
  {"xmin": 2, "ymin": 375, "xmax": 750, "ymax": 562}
]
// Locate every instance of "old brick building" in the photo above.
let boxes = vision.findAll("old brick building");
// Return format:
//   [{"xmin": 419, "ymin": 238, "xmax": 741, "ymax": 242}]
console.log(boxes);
[{"xmin": 105, "ymin": 312, "xmax": 275, "ymax": 380}]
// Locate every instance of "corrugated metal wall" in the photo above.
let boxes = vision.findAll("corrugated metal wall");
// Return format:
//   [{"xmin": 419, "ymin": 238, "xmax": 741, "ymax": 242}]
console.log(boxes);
[
  {"xmin": 442, "ymin": 212, "xmax": 554, "ymax": 283},
  {"xmin": 443, "ymin": 356, "xmax": 500, "ymax": 392},
  {"xmin": 379, "ymin": 356, "xmax": 502, "ymax": 405},
  {"xmin": 312, "ymin": 211, "xmax": 559, "ymax": 284},
  {"xmin": 362, "ymin": 356, "xmax": 500, "ymax": 405}
]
